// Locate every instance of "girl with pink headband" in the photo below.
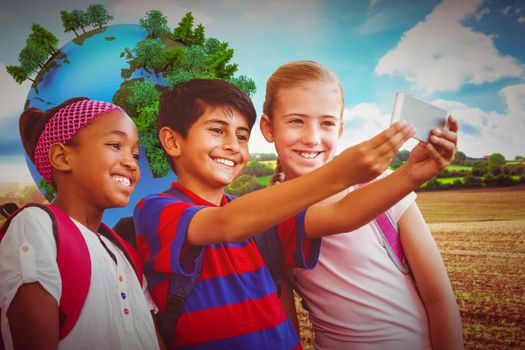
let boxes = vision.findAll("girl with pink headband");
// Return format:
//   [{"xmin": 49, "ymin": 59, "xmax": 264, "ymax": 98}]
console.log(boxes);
[{"xmin": 0, "ymin": 98, "xmax": 162, "ymax": 349}]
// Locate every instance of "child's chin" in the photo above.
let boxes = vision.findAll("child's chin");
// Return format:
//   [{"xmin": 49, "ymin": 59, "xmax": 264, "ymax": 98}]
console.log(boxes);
[{"xmin": 111, "ymin": 196, "xmax": 131, "ymax": 208}]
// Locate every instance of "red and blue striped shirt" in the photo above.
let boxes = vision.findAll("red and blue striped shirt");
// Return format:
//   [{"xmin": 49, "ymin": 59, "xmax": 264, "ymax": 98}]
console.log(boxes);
[{"xmin": 133, "ymin": 183, "xmax": 321, "ymax": 349}]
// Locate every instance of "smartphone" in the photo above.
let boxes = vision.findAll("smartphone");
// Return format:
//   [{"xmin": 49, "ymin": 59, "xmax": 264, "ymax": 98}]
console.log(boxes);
[{"xmin": 390, "ymin": 92, "xmax": 448, "ymax": 142}]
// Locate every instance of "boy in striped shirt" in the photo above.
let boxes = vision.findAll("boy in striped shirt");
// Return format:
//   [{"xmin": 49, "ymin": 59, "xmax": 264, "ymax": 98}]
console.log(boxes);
[{"xmin": 133, "ymin": 79, "xmax": 456, "ymax": 349}]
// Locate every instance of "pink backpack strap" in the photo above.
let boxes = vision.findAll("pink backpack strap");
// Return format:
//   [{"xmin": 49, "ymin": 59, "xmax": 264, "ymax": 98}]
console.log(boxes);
[
  {"xmin": 46, "ymin": 205, "xmax": 91, "ymax": 339},
  {"xmin": 356, "ymin": 184, "xmax": 410, "ymax": 274},
  {"xmin": 100, "ymin": 223, "xmax": 143, "ymax": 286},
  {"xmin": 0, "ymin": 203, "xmax": 91, "ymax": 339}
]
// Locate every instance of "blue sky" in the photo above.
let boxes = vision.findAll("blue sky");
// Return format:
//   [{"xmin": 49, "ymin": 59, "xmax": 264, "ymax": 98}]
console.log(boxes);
[{"xmin": 0, "ymin": 0, "xmax": 524, "ymax": 184}]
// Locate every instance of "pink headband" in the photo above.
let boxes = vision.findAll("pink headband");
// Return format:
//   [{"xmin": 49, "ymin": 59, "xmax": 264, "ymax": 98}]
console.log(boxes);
[{"xmin": 33, "ymin": 99, "xmax": 123, "ymax": 183}]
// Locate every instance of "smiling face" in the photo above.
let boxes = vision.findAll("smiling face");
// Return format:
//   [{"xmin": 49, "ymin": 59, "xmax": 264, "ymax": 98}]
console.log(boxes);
[
  {"xmin": 65, "ymin": 110, "xmax": 140, "ymax": 209},
  {"xmin": 171, "ymin": 105, "xmax": 250, "ymax": 198},
  {"xmin": 261, "ymin": 81, "xmax": 343, "ymax": 180}
]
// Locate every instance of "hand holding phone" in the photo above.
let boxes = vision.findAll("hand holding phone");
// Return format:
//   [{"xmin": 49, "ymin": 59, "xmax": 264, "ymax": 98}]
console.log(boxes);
[{"xmin": 390, "ymin": 92, "xmax": 448, "ymax": 142}]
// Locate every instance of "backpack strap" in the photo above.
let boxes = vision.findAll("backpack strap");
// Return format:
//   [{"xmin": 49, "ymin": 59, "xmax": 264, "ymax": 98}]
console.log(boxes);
[
  {"xmin": 0, "ymin": 203, "xmax": 91, "ymax": 340},
  {"xmin": 46, "ymin": 205, "xmax": 92, "ymax": 339},
  {"xmin": 99, "ymin": 223, "xmax": 144, "ymax": 286},
  {"xmin": 157, "ymin": 186, "xmax": 207, "ymax": 346},
  {"xmin": 356, "ymin": 183, "xmax": 410, "ymax": 274}
]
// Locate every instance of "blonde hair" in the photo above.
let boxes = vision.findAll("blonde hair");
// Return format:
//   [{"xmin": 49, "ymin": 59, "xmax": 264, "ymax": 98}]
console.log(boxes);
[{"xmin": 264, "ymin": 60, "xmax": 344, "ymax": 185}]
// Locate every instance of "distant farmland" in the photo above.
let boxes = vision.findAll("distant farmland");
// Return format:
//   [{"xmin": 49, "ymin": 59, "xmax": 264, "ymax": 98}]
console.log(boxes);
[{"xmin": 296, "ymin": 187, "xmax": 525, "ymax": 350}]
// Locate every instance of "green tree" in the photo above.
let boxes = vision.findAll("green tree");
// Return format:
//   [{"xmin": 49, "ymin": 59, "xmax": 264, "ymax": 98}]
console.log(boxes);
[
  {"xmin": 452, "ymin": 179, "xmax": 463, "ymax": 188},
  {"xmin": 87, "ymin": 4, "xmax": 113, "ymax": 28},
  {"xmin": 28, "ymin": 23, "xmax": 59, "ymax": 56},
  {"xmin": 165, "ymin": 68, "xmax": 198, "ymax": 88},
  {"xmin": 472, "ymin": 160, "xmax": 487, "ymax": 176},
  {"xmin": 228, "ymin": 75, "xmax": 256, "ymax": 97},
  {"xmin": 6, "ymin": 65, "xmax": 32, "ymax": 84},
  {"xmin": 424, "ymin": 178, "xmax": 441, "ymax": 190},
  {"xmin": 207, "ymin": 42, "xmax": 237, "ymax": 79},
  {"xmin": 464, "ymin": 175, "xmax": 482, "ymax": 188},
  {"xmin": 244, "ymin": 161, "xmax": 274, "ymax": 177},
  {"xmin": 173, "ymin": 11, "xmax": 194, "ymax": 44},
  {"xmin": 139, "ymin": 128, "xmax": 170, "ymax": 178},
  {"xmin": 69, "ymin": 9, "xmax": 89, "ymax": 34},
  {"xmin": 515, "ymin": 155, "xmax": 525, "ymax": 161},
  {"xmin": 139, "ymin": 10, "xmax": 169, "ymax": 38},
  {"xmin": 163, "ymin": 47, "xmax": 184, "ymax": 71},
  {"xmin": 133, "ymin": 101, "xmax": 159, "ymax": 132},
  {"xmin": 127, "ymin": 80, "xmax": 161, "ymax": 112},
  {"xmin": 204, "ymin": 38, "xmax": 222, "ymax": 55},
  {"xmin": 19, "ymin": 41, "xmax": 48, "ymax": 73},
  {"xmin": 132, "ymin": 39, "xmax": 166, "ymax": 72},
  {"xmin": 453, "ymin": 150, "xmax": 467, "ymax": 164},
  {"xmin": 226, "ymin": 175, "xmax": 262, "ymax": 196},
  {"xmin": 61, "ymin": 10, "xmax": 79, "ymax": 37},
  {"xmin": 181, "ymin": 45, "xmax": 208, "ymax": 73},
  {"xmin": 488, "ymin": 153, "xmax": 506, "ymax": 167},
  {"xmin": 511, "ymin": 165, "xmax": 524, "ymax": 176},
  {"xmin": 193, "ymin": 24, "xmax": 205, "ymax": 46}
]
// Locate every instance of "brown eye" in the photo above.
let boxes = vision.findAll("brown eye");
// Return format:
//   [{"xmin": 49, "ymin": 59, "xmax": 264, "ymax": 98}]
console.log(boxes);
[{"xmin": 108, "ymin": 143, "xmax": 121, "ymax": 150}]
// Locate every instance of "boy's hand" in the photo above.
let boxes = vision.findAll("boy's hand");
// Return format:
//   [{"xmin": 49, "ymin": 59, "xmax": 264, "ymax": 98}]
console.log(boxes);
[
  {"xmin": 404, "ymin": 116, "xmax": 459, "ymax": 184},
  {"xmin": 338, "ymin": 121, "xmax": 415, "ymax": 185}
]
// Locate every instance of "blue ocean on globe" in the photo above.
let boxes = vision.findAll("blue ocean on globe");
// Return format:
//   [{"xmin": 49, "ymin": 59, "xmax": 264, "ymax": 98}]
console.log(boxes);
[{"xmin": 25, "ymin": 24, "xmax": 176, "ymax": 226}]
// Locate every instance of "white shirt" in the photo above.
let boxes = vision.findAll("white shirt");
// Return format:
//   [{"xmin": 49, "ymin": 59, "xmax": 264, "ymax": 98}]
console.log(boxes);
[
  {"xmin": 292, "ymin": 188, "xmax": 431, "ymax": 350},
  {"xmin": 0, "ymin": 207, "xmax": 160, "ymax": 350}
]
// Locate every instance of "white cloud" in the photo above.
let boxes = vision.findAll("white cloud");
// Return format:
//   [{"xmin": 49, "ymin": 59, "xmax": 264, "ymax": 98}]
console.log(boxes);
[
  {"xmin": 338, "ymin": 84, "xmax": 525, "ymax": 159},
  {"xmin": 339, "ymin": 102, "xmax": 418, "ymax": 152},
  {"xmin": 518, "ymin": 16, "xmax": 525, "ymax": 24},
  {"xmin": 375, "ymin": 0, "xmax": 524, "ymax": 95},
  {"xmin": 0, "ymin": 62, "xmax": 31, "ymax": 120},
  {"xmin": 475, "ymin": 7, "xmax": 490, "ymax": 21}
]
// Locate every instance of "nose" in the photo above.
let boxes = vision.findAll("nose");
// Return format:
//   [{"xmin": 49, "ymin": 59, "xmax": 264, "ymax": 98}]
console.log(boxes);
[
  {"xmin": 301, "ymin": 123, "xmax": 321, "ymax": 146},
  {"xmin": 121, "ymin": 152, "xmax": 138, "ymax": 171},
  {"xmin": 223, "ymin": 133, "xmax": 240, "ymax": 153}
]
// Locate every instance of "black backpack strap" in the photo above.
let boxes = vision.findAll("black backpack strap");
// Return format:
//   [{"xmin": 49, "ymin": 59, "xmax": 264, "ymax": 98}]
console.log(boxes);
[
  {"xmin": 159, "ymin": 257, "xmax": 203, "ymax": 347},
  {"xmin": 158, "ymin": 186, "xmax": 208, "ymax": 347},
  {"xmin": 112, "ymin": 216, "xmax": 137, "ymax": 248}
]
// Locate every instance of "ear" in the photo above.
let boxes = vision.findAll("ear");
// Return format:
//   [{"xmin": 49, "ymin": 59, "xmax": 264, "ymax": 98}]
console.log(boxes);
[
  {"xmin": 338, "ymin": 117, "xmax": 344, "ymax": 138},
  {"xmin": 48, "ymin": 143, "xmax": 73, "ymax": 172},
  {"xmin": 159, "ymin": 126, "xmax": 182, "ymax": 158},
  {"xmin": 259, "ymin": 114, "xmax": 275, "ymax": 143}
]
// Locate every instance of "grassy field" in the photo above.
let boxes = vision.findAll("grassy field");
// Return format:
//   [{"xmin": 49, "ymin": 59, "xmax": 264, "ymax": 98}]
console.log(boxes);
[
  {"xmin": 256, "ymin": 175, "xmax": 271, "ymax": 186},
  {"xmin": 296, "ymin": 187, "xmax": 525, "ymax": 350},
  {"xmin": 446, "ymin": 164, "xmax": 473, "ymax": 172}
]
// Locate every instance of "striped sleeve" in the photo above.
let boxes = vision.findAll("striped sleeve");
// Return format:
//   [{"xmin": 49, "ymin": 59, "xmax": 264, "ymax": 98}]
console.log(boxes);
[
  {"xmin": 133, "ymin": 194, "xmax": 206, "ymax": 276},
  {"xmin": 277, "ymin": 209, "xmax": 321, "ymax": 269}
]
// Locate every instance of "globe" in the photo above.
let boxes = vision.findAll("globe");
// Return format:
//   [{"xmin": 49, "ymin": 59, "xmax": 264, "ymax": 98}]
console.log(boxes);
[{"xmin": 25, "ymin": 24, "xmax": 176, "ymax": 226}]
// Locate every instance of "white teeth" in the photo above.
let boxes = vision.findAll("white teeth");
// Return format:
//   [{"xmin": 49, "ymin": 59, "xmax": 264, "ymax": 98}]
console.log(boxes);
[
  {"xmin": 112, "ymin": 176, "xmax": 131, "ymax": 187},
  {"xmin": 213, "ymin": 158, "xmax": 235, "ymax": 167},
  {"xmin": 297, "ymin": 151, "xmax": 320, "ymax": 159}
]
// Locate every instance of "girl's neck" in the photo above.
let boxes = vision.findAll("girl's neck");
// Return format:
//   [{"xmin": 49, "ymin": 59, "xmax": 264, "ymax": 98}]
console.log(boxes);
[{"xmin": 52, "ymin": 194, "xmax": 104, "ymax": 233}]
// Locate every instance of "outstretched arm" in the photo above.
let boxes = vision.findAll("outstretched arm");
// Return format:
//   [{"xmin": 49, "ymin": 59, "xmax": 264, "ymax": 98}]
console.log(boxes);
[
  {"xmin": 186, "ymin": 122, "xmax": 414, "ymax": 245},
  {"xmin": 399, "ymin": 204, "xmax": 464, "ymax": 350},
  {"xmin": 304, "ymin": 116, "xmax": 458, "ymax": 238},
  {"xmin": 7, "ymin": 283, "xmax": 59, "ymax": 350}
]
